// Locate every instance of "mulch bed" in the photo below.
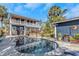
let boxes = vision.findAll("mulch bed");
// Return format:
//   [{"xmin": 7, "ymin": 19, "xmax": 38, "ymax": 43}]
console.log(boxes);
[{"xmin": 70, "ymin": 40, "xmax": 79, "ymax": 44}]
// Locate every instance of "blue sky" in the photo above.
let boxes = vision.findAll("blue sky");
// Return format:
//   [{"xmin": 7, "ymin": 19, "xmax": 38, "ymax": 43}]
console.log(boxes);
[{"xmin": 0, "ymin": 3, "xmax": 79, "ymax": 22}]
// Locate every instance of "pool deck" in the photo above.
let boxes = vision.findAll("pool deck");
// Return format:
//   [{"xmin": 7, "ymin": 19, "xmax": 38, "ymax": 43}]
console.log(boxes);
[
  {"xmin": 56, "ymin": 41, "xmax": 79, "ymax": 51},
  {"xmin": 45, "ymin": 37, "xmax": 79, "ymax": 51}
]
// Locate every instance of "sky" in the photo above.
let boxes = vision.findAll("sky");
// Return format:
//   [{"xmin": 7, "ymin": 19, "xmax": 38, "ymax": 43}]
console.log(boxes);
[{"xmin": 0, "ymin": 3, "xmax": 79, "ymax": 22}]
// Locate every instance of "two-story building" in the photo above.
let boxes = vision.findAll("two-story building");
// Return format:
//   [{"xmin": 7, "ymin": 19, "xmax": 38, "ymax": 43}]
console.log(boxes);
[{"xmin": 0, "ymin": 13, "xmax": 41, "ymax": 38}]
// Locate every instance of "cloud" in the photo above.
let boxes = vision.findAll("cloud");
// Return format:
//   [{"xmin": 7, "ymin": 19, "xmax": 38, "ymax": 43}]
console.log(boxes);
[
  {"xmin": 43, "ymin": 3, "xmax": 54, "ymax": 10},
  {"xmin": 24, "ymin": 3, "xmax": 41, "ymax": 11},
  {"xmin": 64, "ymin": 4, "xmax": 79, "ymax": 19},
  {"xmin": 14, "ymin": 5, "xmax": 23, "ymax": 12},
  {"xmin": 14, "ymin": 3, "xmax": 42, "ymax": 13}
]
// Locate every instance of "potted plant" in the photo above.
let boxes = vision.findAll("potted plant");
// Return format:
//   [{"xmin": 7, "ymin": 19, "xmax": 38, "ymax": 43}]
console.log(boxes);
[
  {"xmin": 62, "ymin": 34, "xmax": 70, "ymax": 42},
  {"xmin": 58, "ymin": 32, "xmax": 62, "ymax": 41}
]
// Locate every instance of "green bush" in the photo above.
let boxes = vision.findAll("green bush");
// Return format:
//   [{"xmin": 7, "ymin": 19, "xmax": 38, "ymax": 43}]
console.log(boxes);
[
  {"xmin": 74, "ymin": 34, "xmax": 79, "ymax": 40},
  {"xmin": 69, "ymin": 36, "xmax": 76, "ymax": 41}
]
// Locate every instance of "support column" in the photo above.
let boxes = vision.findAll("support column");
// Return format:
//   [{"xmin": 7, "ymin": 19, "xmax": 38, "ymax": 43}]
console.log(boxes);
[
  {"xmin": 24, "ymin": 26, "xmax": 26, "ymax": 44},
  {"xmin": 10, "ymin": 24, "xmax": 12, "ymax": 36},
  {"xmin": 9, "ymin": 14, "xmax": 12, "ymax": 36},
  {"xmin": 54, "ymin": 24, "xmax": 57, "ymax": 40},
  {"xmin": 20, "ymin": 18, "xmax": 21, "ymax": 24},
  {"xmin": 24, "ymin": 26, "xmax": 26, "ymax": 36},
  {"xmin": 35, "ymin": 28, "xmax": 38, "ymax": 39}
]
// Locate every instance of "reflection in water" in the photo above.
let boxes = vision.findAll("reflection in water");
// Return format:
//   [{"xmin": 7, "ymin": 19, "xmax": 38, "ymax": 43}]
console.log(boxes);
[
  {"xmin": 15, "ymin": 37, "xmax": 59, "ymax": 56},
  {"xmin": 15, "ymin": 36, "xmax": 24, "ymax": 46}
]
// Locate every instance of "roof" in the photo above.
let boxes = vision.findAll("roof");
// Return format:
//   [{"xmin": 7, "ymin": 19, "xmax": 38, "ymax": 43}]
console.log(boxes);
[
  {"xmin": 9, "ymin": 13, "xmax": 40, "ymax": 22},
  {"xmin": 55, "ymin": 17, "xmax": 79, "ymax": 24}
]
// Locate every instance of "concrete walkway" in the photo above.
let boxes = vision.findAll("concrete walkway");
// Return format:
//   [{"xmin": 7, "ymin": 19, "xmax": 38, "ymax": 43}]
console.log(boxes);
[{"xmin": 56, "ymin": 41, "xmax": 79, "ymax": 51}]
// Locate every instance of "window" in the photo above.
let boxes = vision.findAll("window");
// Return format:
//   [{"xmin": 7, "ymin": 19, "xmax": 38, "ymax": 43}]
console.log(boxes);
[
  {"xmin": 16, "ymin": 18, "xmax": 20, "ymax": 23},
  {"xmin": 21, "ymin": 19, "xmax": 24, "ymax": 22},
  {"xmin": 27, "ymin": 20, "xmax": 29, "ymax": 23}
]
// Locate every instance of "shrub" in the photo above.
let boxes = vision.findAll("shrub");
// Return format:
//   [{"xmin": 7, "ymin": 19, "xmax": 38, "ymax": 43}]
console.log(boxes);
[
  {"xmin": 74, "ymin": 34, "xmax": 79, "ymax": 40},
  {"xmin": 69, "ymin": 36, "xmax": 76, "ymax": 41},
  {"xmin": 0, "ymin": 29, "xmax": 5, "ymax": 37}
]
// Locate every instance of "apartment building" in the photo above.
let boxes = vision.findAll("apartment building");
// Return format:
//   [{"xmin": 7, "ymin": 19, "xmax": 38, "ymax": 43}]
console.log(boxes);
[{"xmin": 0, "ymin": 13, "xmax": 41, "ymax": 38}]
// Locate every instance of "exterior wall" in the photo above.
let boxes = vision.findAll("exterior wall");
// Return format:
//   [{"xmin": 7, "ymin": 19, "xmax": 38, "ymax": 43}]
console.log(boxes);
[
  {"xmin": 27, "ymin": 33, "xmax": 41, "ymax": 38},
  {"xmin": 56, "ymin": 19, "xmax": 79, "ymax": 40},
  {"xmin": 57, "ymin": 26, "xmax": 70, "ymax": 37},
  {"xmin": 25, "ymin": 27, "xmax": 41, "ymax": 38}
]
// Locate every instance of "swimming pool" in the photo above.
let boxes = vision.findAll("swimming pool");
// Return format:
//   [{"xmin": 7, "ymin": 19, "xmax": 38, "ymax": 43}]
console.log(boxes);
[{"xmin": 15, "ymin": 37, "xmax": 59, "ymax": 56}]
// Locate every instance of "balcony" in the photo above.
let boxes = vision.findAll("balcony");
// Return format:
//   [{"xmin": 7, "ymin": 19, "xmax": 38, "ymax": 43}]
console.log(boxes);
[
  {"xmin": 25, "ymin": 23, "xmax": 41, "ymax": 28},
  {"xmin": 11, "ymin": 19, "xmax": 41, "ymax": 28},
  {"xmin": 11, "ymin": 19, "xmax": 25, "ymax": 26}
]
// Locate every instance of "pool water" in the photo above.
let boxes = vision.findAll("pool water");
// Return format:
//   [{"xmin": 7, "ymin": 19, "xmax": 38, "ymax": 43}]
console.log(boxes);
[{"xmin": 15, "ymin": 38, "xmax": 58, "ymax": 56}]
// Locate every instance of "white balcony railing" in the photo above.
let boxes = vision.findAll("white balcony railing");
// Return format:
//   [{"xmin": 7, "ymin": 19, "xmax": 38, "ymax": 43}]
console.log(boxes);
[
  {"xmin": 25, "ymin": 23, "xmax": 41, "ymax": 28},
  {"xmin": 11, "ymin": 19, "xmax": 20, "ymax": 24},
  {"xmin": 11, "ymin": 19, "xmax": 41, "ymax": 28}
]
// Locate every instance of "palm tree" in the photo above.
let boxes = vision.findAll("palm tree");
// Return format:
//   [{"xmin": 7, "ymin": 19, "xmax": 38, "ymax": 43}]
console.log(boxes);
[
  {"xmin": 0, "ymin": 5, "xmax": 7, "ymax": 16},
  {"xmin": 0, "ymin": 5, "xmax": 7, "ymax": 37},
  {"xmin": 41, "ymin": 5, "xmax": 67, "ymax": 38},
  {"xmin": 48, "ymin": 5, "xmax": 67, "ymax": 23},
  {"xmin": 48, "ymin": 5, "xmax": 67, "ymax": 38},
  {"xmin": 0, "ymin": 5, "xmax": 7, "ymax": 27}
]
